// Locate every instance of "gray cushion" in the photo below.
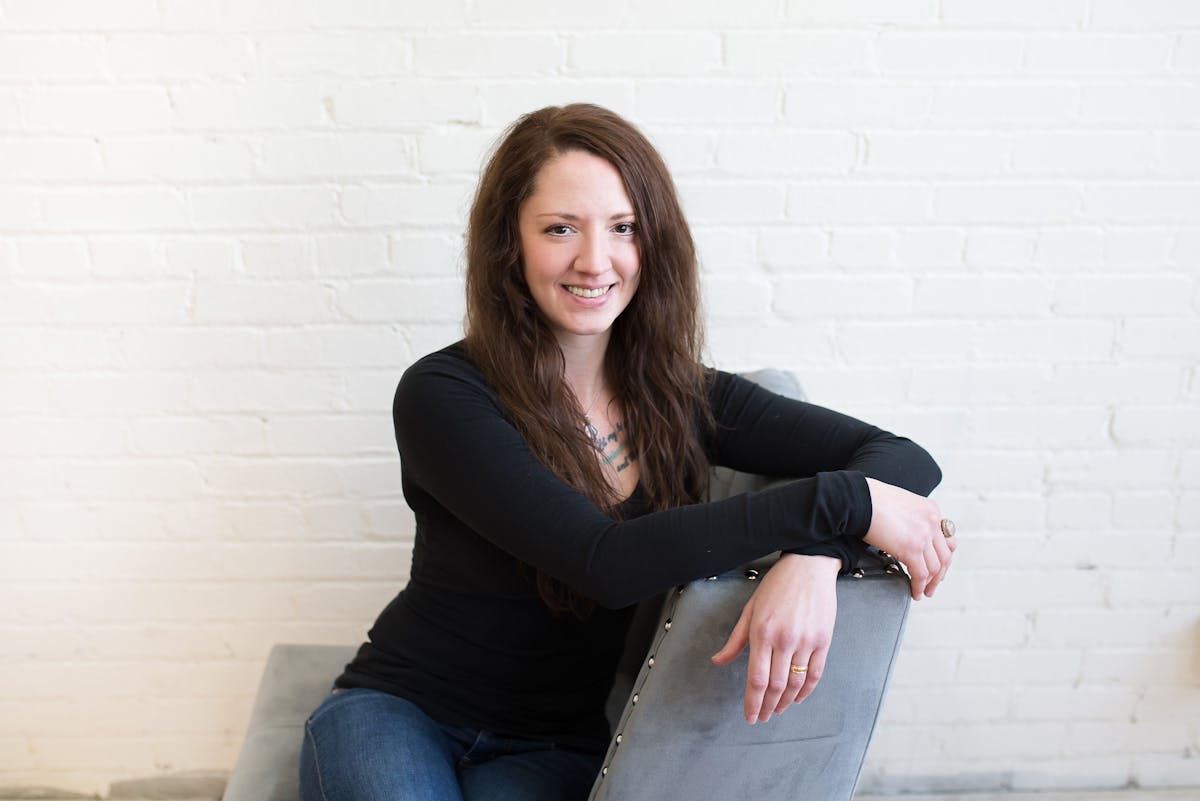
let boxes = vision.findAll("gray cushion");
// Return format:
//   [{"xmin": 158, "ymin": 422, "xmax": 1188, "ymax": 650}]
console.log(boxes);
[
  {"xmin": 222, "ymin": 645, "xmax": 353, "ymax": 801},
  {"xmin": 587, "ymin": 554, "xmax": 910, "ymax": 801}
]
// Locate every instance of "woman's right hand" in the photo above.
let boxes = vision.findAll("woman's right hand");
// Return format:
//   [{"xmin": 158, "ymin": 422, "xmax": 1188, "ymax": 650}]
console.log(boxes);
[{"xmin": 862, "ymin": 477, "xmax": 956, "ymax": 600}]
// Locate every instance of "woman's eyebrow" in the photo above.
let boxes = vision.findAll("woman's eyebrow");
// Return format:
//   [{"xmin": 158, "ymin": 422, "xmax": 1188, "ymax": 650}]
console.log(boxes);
[{"xmin": 534, "ymin": 212, "xmax": 635, "ymax": 220}]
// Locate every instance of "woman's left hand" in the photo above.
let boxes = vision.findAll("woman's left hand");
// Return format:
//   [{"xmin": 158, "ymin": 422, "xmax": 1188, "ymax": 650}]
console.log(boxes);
[{"xmin": 710, "ymin": 553, "xmax": 840, "ymax": 724}]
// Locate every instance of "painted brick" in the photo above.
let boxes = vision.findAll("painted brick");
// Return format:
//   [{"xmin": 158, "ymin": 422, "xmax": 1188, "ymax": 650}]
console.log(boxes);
[
  {"xmin": 472, "ymin": 0, "xmax": 632, "ymax": 27},
  {"xmin": 973, "ymin": 319, "xmax": 1115, "ymax": 363},
  {"xmin": 88, "ymin": 237, "xmax": 161, "ymax": 279},
  {"xmin": 416, "ymin": 129, "xmax": 497, "ymax": 175},
  {"xmin": 24, "ymin": 87, "xmax": 171, "ymax": 134},
  {"xmin": 307, "ymin": 0, "xmax": 470, "ymax": 28},
  {"xmin": 1033, "ymin": 228, "xmax": 1106, "ymax": 270},
  {"xmin": 1081, "ymin": 83, "xmax": 1200, "ymax": 126},
  {"xmin": 789, "ymin": 184, "xmax": 934, "ymax": 224},
  {"xmin": 773, "ymin": 275, "xmax": 914, "ymax": 318},
  {"xmin": 864, "ymin": 132, "xmax": 1010, "ymax": 174},
  {"xmin": 716, "ymin": 131, "xmax": 857, "ymax": 175},
  {"xmin": 914, "ymin": 274, "xmax": 1054, "ymax": 317},
  {"xmin": 14, "ymin": 237, "xmax": 91, "ymax": 279},
  {"xmin": 725, "ymin": 32, "xmax": 873, "ymax": 75},
  {"xmin": 934, "ymin": 183, "xmax": 1080, "ymax": 225},
  {"xmin": 677, "ymin": 181, "xmax": 786, "ymax": 224},
  {"xmin": 828, "ymin": 229, "xmax": 895, "ymax": 269},
  {"xmin": 389, "ymin": 232, "xmax": 462, "ymax": 277},
  {"xmin": 414, "ymin": 34, "xmax": 562, "ymax": 78},
  {"xmin": 1086, "ymin": 183, "xmax": 1200, "ymax": 224},
  {"xmin": 0, "ymin": 137, "xmax": 103, "ymax": 183},
  {"xmin": 785, "ymin": 81, "xmax": 933, "ymax": 127},
  {"xmin": 259, "ymin": 133, "xmax": 417, "ymax": 179},
  {"xmin": 34, "ymin": 187, "xmax": 191, "ymax": 232},
  {"xmin": 568, "ymin": 33, "xmax": 720, "ymax": 76},
  {"xmin": 1176, "ymin": 33, "xmax": 1200, "ymax": 70},
  {"xmin": 647, "ymin": 129, "xmax": 716, "ymax": 175},
  {"xmin": 702, "ymin": 276, "xmax": 772, "ymax": 321},
  {"xmin": 1159, "ymin": 133, "xmax": 1200, "ymax": 175},
  {"xmin": 940, "ymin": 0, "xmax": 1088, "ymax": 27},
  {"xmin": 257, "ymin": 33, "xmax": 410, "ymax": 77},
  {"xmin": 1, "ymin": 0, "xmax": 157, "ymax": 30},
  {"xmin": 262, "ymin": 325, "xmax": 409, "ymax": 369},
  {"xmin": 1024, "ymin": 34, "xmax": 1172, "ymax": 76},
  {"xmin": 335, "ymin": 278, "xmax": 465, "ymax": 324},
  {"xmin": 193, "ymin": 281, "xmax": 332, "ymax": 325},
  {"xmin": 693, "ymin": 229, "xmax": 756, "ymax": 274},
  {"xmin": 636, "ymin": 82, "xmax": 780, "ymax": 126},
  {"xmin": 105, "ymin": 33, "xmax": 255, "ymax": 79},
  {"xmin": 316, "ymin": 233, "xmax": 390, "ymax": 277},
  {"xmin": 757, "ymin": 228, "xmax": 827, "ymax": 271},
  {"xmin": 1013, "ymin": 133, "xmax": 1157, "ymax": 174},
  {"xmin": 1104, "ymin": 228, "xmax": 1172, "ymax": 269},
  {"xmin": 1114, "ymin": 407, "xmax": 1200, "ymax": 445},
  {"xmin": 931, "ymin": 83, "xmax": 1079, "ymax": 127},
  {"xmin": 478, "ymin": 82, "xmax": 636, "ymax": 128},
  {"xmin": 191, "ymin": 186, "xmax": 339, "ymax": 230},
  {"xmin": 1089, "ymin": 0, "xmax": 1200, "ymax": 28},
  {"xmin": 875, "ymin": 33, "xmax": 1024, "ymax": 75},
  {"xmin": 1054, "ymin": 275, "xmax": 1195, "ymax": 315},
  {"xmin": 786, "ymin": 0, "xmax": 935, "ymax": 25},
  {"xmin": 341, "ymin": 182, "xmax": 474, "ymax": 227}
]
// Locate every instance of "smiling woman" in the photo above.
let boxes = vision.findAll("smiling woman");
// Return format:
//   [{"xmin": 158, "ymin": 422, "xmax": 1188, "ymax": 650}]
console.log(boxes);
[
  {"xmin": 296, "ymin": 104, "xmax": 952, "ymax": 801},
  {"xmin": 518, "ymin": 151, "xmax": 642, "ymax": 345}
]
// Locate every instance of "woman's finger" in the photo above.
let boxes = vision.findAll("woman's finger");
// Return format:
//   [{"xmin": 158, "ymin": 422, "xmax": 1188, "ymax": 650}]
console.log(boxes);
[
  {"xmin": 796, "ymin": 644, "xmax": 828, "ymax": 704},
  {"xmin": 774, "ymin": 648, "xmax": 814, "ymax": 714},
  {"xmin": 757, "ymin": 646, "xmax": 795, "ymax": 723},
  {"xmin": 743, "ymin": 637, "xmax": 773, "ymax": 724}
]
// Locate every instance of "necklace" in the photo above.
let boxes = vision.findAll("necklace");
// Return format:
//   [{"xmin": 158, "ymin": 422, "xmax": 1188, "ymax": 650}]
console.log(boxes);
[{"xmin": 580, "ymin": 384, "xmax": 607, "ymax": 453}]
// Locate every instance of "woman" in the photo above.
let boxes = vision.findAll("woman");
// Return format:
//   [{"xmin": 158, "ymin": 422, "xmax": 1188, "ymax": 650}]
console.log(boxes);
[{"xmin": 299, "ymin": 104, "xmax": 954, "ymax": 801}]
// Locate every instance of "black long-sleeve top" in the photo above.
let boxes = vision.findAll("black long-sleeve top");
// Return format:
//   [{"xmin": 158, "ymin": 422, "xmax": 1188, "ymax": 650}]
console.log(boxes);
[{"xmin": 335, "ymin": 342, "xmax": 941, "ymax": 750}]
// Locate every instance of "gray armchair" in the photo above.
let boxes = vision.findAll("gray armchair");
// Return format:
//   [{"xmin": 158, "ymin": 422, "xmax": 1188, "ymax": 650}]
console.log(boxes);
[{"xmin": 222, "ymin": 371, "xmax": 911, "ymax": 801}]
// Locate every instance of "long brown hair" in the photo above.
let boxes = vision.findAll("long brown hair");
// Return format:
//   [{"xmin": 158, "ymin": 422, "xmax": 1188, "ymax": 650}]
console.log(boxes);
[{"xmin": 464, "ymin": 103, "xmax": 712, "ymax": 614}]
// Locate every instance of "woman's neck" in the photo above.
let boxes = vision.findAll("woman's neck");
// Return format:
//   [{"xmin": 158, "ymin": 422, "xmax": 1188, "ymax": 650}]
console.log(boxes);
[{"xmin": 558, "ymin": 332, "xmax": 610, "ymax": 405}]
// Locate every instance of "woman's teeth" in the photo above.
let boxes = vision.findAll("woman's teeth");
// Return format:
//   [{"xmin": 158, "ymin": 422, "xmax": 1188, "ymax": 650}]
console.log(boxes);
[{"xmin": 566, "ymin": 285, "xmax": 610, "ymax": 298}]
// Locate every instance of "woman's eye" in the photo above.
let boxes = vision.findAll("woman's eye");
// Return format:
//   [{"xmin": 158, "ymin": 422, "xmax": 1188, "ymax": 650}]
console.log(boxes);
[
  {"xmin": 546, "ymin": 224, "xmax": 572, "ymax": 236},
  {"xmin": 613, "ymin": 222, "xmax": 637, "ymax": 235}
]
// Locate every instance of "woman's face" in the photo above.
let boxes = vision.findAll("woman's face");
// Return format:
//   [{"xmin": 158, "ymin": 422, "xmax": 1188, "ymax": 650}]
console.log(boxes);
[{"xmin": 518, "ymin": 150, "xmax": 641, "ymax": 350}]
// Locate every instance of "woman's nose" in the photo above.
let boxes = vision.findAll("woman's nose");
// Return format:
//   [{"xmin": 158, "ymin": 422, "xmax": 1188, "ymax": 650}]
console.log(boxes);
[{"xmin": 573, "ymin": 233, "xmax": 609, "ymax": 274}]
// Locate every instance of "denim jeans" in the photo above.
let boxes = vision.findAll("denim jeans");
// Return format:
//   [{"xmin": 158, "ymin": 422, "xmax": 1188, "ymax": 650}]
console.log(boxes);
[{"xmin": 299, "ymin": 687, "xmax": 602, "ymax": 801}]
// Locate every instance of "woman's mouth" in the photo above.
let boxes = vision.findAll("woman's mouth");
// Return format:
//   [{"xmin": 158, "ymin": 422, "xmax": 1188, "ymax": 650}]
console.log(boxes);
[{"xmin": 564, "ymin": 284, "xmax": 613, "ymax": 299}]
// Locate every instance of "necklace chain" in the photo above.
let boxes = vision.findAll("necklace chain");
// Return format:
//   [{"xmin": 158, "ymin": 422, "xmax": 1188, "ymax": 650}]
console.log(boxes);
[{"xmin": 579, "ymin": 383, "xmax": 607, "ymax": 453}]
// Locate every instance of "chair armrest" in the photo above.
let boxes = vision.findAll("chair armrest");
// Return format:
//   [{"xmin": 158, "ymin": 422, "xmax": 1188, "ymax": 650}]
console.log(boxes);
[{"xmin": 589, "ymin": 551, "xmax": 910, "ymax": 801}]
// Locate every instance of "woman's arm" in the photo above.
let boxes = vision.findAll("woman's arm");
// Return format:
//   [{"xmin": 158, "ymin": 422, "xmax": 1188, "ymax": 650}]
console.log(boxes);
[
  {"xmin": 706, "ymin": 370, "xmax": 941, "ymax": 496},
  {"xmin": 394, "ymin": 349, "xmax": 876, "ymax": 609}
]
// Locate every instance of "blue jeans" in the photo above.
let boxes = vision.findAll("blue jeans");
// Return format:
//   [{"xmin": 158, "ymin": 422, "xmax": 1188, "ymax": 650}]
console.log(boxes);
[{"xmin": 299, "ymin": 688, "xmax": 602, "ymax": 801}]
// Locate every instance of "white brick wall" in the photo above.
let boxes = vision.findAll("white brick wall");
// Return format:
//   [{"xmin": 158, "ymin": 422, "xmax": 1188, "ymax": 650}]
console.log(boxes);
[{"xmin": 1, "ymin": 0, "xmax": 1197, "ymax": 796}]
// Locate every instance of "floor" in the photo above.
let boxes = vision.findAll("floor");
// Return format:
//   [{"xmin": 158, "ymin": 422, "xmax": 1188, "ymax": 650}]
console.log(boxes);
[
  {"xmin": 857, "ymin": 793, "xmax": 1198, "ymax": 801},
  {"xmin": 7, "ymin": 789, "xmax": 1198, "ymax": 801}
]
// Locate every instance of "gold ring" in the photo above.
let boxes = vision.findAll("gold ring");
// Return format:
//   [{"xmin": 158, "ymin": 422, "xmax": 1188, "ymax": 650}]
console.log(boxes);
[
  {"xmin": 790, "ymin": 664, "xmax": 808, "ymax": 675},
  {"xmin": 941, "ymin": 519, "xmax": 957, "ymax": 539}
]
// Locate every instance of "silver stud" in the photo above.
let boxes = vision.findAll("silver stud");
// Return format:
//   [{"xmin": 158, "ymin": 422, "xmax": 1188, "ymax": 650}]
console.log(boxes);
[
  {"xmin": 616, "ymin": 733, "xmax": 623, "ymax": 744},
  {"xmin": 632, "ymin": 693, "xmax": 639, "ymax": 704},
  {"xmin": 886, "ymin": 563, "xmax": 901, "ymax": 575},
  {"xmin": 664, "ymin": 619, "xmax": 672, "ymax": 631},
  {"xmin": 706, "ymin": 575, "xmax": 718, "ymax": 581},
  {"xmin": 647, "ymin": 656, "xmax": 655, "ymax": 668},
  {"xmin": 851, "ymin": 568, "xmax": 865, "ymax": 579},
  {"xmin": 602, "ymin": 766, "xmax": 608, "ymax": 776},
  {"xmin": 745, "ymin": 568, "xmax": 759, "ymax": 580}
]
